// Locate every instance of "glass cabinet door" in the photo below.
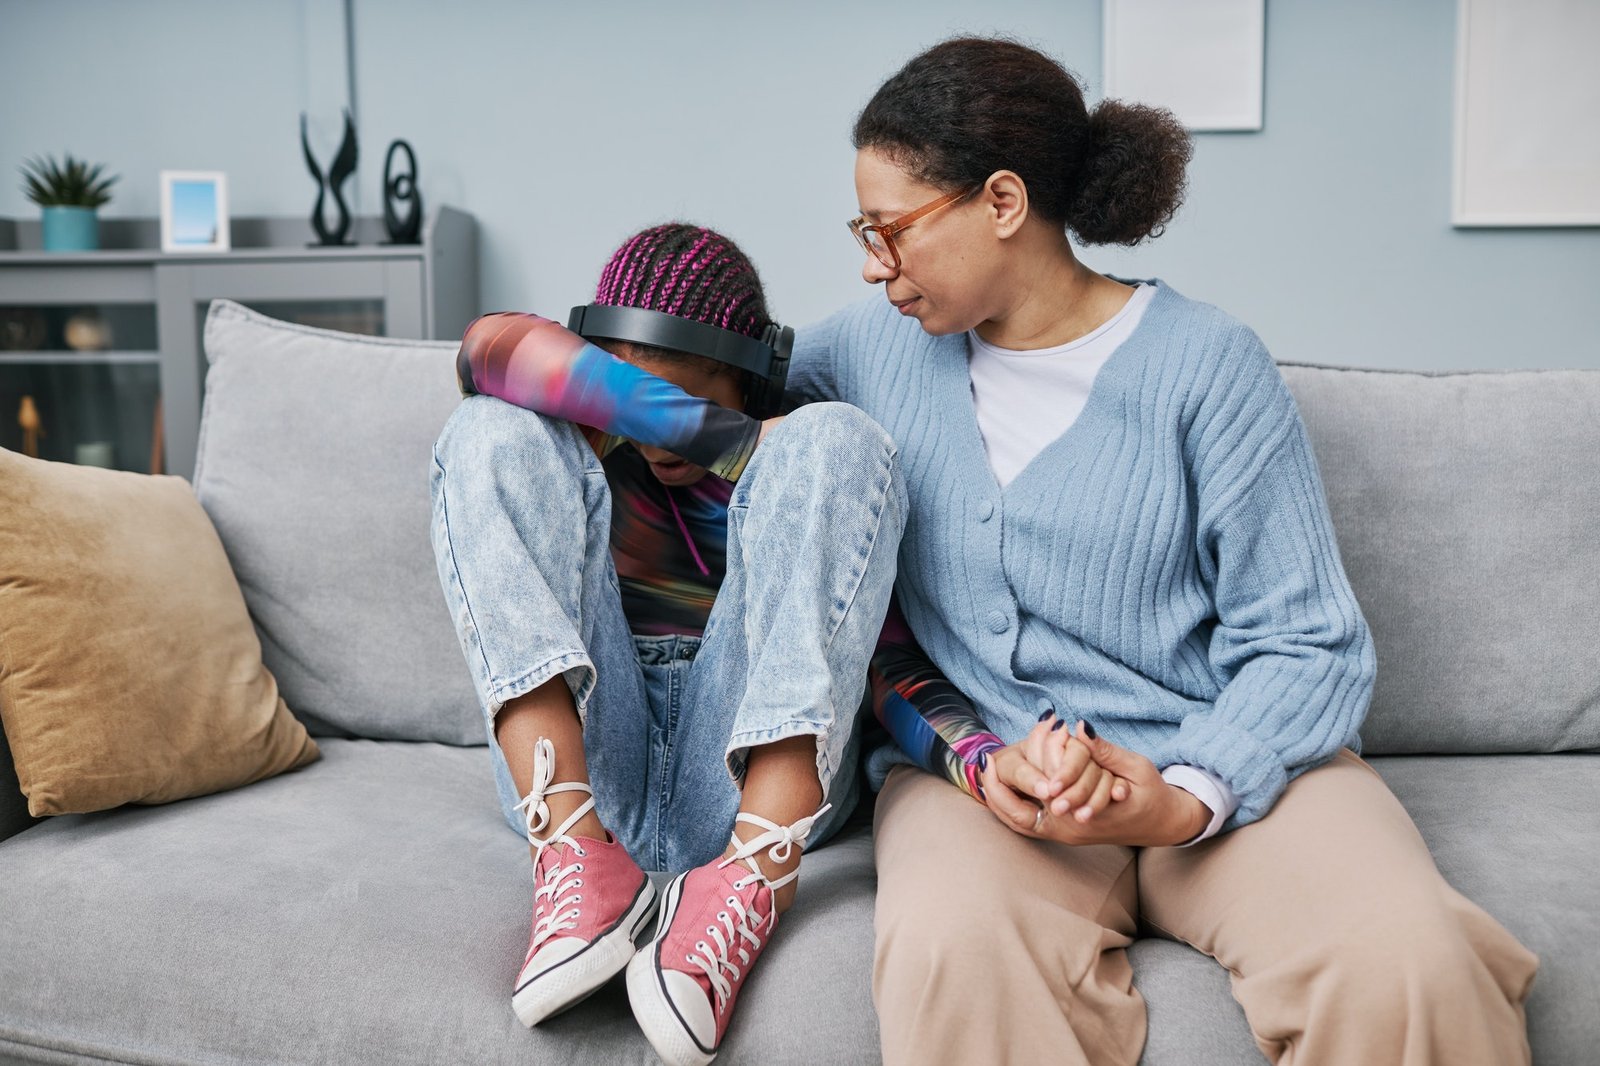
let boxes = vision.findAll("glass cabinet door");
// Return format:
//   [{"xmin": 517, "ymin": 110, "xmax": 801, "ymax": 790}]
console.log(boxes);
[{"xmin": 0, "ymin": 301, "xmax": 164, "ymax": 474}]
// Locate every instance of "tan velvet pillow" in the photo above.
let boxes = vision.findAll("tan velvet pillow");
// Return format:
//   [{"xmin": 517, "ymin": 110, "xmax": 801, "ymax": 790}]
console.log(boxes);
[{"xmin": 0, "ymin": 448, "xmax": 318, "ymax": 816}]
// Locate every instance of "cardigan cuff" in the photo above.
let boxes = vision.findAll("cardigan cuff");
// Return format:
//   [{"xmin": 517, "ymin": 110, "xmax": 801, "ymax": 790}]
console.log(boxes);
[
  {"xmin": 1161, "ymin": 764, "xmax": 1240, "ymax": 845},
  {"xmin": 1164, "ymin": 717, "xmax": 1288, "ymax": 830}
]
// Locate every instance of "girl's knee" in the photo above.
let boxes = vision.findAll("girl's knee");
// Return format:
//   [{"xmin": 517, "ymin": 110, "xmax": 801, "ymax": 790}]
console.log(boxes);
[
  {"xmin": 435, "ymin": 396, "xmax": 591, "ymax": 472},
  {"xmin": 770, "ymin": 402, "xmax": 896, "ymax": 462}
]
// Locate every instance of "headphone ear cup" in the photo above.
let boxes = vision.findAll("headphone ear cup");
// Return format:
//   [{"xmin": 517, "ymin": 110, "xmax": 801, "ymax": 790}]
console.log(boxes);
[
  {"xmin": 744, "ymin": 374, "xmax": 775, "ymax": 419},
  {"xmin": 744, "ymin": 324, "xmax": 792, "ymax": 419}
]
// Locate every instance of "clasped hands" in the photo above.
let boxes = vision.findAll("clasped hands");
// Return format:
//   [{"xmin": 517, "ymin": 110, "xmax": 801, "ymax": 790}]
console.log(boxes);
[{"xmin": 975, "ymin": 713, "xmax": 1212, "ymax": 848}]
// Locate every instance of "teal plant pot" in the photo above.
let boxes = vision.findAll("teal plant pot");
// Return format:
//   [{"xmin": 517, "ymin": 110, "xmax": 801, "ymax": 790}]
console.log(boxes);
[{"xmin": 41, "ymin": 205, "xmax": 100, "ymax": 252}]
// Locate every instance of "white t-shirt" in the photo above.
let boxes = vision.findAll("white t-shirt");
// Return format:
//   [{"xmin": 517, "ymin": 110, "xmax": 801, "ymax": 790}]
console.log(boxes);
[
  {"xmin": 966, "ymin": 282, "xmax": 1236, "ymax": 844},
  {"xmin": 967, "ymin": 282, "xmax": 1156, "ymax": 488}
]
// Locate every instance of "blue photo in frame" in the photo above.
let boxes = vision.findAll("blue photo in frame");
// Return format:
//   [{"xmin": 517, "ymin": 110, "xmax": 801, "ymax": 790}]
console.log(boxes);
[{"xmin": 160, "ymin": 170, "xmax": 230, "ymax": 253}]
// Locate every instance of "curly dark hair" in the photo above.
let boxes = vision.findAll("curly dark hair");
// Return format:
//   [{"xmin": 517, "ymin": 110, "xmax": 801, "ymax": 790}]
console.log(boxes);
[
  {"xmin": 591, "ymin": 222, "xmax": 772, "ymax": 381},
  {"xmin": 853, "ymin": 37, "xmax": 1193, "ymax": 247}
]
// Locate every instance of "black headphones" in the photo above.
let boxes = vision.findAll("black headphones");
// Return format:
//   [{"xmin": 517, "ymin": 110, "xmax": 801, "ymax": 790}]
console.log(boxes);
[{"xmin": 567, "ymin": 303, "xmax": 794, "ymax": 420}]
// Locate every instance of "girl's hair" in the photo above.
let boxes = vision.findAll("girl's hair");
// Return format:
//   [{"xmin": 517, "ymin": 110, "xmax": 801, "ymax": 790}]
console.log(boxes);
[
  {"xmin": 853, "ymin": 37, "xmax": 1193, "ymax": 247},
  {"xmin": 594, "ymin": 224, "xmax": 772, "ymax": 380}
]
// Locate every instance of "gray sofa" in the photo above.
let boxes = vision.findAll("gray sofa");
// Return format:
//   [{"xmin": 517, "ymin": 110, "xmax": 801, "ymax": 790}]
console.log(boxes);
[{"xmin": 1, "ymin": 299, "xmax": 1595, "ymax": 1065}]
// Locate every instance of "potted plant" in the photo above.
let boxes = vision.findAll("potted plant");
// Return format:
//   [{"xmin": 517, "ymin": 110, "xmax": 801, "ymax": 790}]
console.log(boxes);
[{"xmin": 20, "ymin": 153, "xmax": 119, "ymax": 252}]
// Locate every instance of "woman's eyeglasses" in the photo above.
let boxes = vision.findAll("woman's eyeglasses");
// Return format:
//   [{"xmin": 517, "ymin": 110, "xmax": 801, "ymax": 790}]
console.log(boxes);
[{"xmin": 847, "ymin": 186, "xmax": 980, "ymax": 271}]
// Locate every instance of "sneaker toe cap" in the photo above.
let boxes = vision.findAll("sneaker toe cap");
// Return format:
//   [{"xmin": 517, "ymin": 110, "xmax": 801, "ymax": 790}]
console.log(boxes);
[
  {"xmin": 661, "ymin": 968, "xmax": 718, "ymax": 1045},
  {"xmin": 520, "ymin": 936, "xmax": 586, "ymax": 979}
]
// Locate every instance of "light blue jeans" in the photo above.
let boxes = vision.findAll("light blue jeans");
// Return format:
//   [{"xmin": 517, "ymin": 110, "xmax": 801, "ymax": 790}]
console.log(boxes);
[{"xmin": 429, "ymin": 398, "xmax": 907, "ymax": 873}]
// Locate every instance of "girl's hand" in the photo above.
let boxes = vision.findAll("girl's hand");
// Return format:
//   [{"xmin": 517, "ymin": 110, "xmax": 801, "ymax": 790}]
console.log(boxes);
[
  {"xmin": 977, "ymin": 727, "xmax": 1211, "ymax": 848},
  {"xmin": 1018, "ymin": 717, "xmax": 1130, "ymax": 821}
]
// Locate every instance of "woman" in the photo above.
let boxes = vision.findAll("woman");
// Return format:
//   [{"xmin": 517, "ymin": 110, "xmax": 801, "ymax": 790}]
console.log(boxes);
[
  {"xmin": 792, "ymin": 36, "xmax": 1540, "ymax": 1066},
  {"xmin": 429, "ymin": 224, "xmax": 906, "ymax": 1064}
]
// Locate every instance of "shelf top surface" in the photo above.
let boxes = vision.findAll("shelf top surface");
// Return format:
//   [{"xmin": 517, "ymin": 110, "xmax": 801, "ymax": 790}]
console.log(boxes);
[
  {"xmin": 0, "ymin": 244, "xmax": 426, "ymax": 266},
  {"xmin": 0, "ymin": 208, "xmax": 466, "ymax": 265}
]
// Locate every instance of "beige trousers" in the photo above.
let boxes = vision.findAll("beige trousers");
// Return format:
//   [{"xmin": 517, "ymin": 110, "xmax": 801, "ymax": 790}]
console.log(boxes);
[{"xmin": 872, "ymin": 749, "xmax": 1539, "ymax": 1066}]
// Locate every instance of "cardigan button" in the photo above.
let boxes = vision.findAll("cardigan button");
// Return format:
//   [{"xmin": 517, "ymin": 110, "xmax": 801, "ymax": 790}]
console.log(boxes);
[
  {"xmin": 986, "ymin": 610, "xmax": 1010, "ymax": 634},
  {"xmin": 978, "ymin": 500, "xmax": 995, "ymax": 522}
]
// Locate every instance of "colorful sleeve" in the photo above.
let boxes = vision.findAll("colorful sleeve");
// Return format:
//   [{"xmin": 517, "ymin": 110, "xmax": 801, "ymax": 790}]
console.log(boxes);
[
  {"xmin": 869, "ymin": 599, "xmax": 1006, "ymax": 800},
  {"xmin": 455, "ymin": 311, "xmax": 762, "ymax": 482}
]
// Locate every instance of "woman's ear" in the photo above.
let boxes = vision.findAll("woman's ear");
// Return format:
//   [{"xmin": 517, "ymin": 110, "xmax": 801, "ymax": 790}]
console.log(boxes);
[{"xmin": 983, "ymin": 170, "xmax": 1030, "ymax": 240}]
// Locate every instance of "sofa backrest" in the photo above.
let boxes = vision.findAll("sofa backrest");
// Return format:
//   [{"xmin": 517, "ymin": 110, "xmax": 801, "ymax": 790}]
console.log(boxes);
[
  {"xmin": 1281, "ymin": 361, "xmax": 1600, "ymax": 755},
  {"xmin": 189, "ymin": 299, "xmax": 1600, "ymax": 757},
  {"xmin": 194, "ymin": 300, "xmax": 482, "ymax": 745}
]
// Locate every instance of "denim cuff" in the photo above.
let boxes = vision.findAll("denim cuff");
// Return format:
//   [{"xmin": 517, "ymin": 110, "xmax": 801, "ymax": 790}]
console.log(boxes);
[
  {"xmin": 488, "ymin": 649, "xmax": 597, "ymax": 727},
  {"xmin": 725, "ymin": 720, "xmax": 835, "ymax": 795}
]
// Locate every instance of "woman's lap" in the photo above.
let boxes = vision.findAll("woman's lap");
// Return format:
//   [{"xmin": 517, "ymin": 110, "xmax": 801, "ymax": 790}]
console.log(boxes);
[{"xmin": 873, "ymin": 750, "xmax": 1539, "ymax": 1065}]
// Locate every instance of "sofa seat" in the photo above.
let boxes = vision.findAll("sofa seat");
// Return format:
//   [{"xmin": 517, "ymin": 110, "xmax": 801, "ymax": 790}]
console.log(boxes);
[
  {"xmin": 0, "ymin": 741, "xmax": 1592, "ymax": 1065},
  {"xmin": 0, "ymin": 739, "xmax": 877, "ymax": 1066}
]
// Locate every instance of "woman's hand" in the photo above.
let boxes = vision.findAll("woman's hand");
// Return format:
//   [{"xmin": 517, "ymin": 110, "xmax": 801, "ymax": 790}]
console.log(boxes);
[
  {"xmin": 1022, "ymin": 714, "xmax": 1131, "ymax": 818},
  {"xmin": 983, "ymin": 717, "xmax": 1128, "ymax": 824},
  {"xmin": 978, "ymin": 723, "xmax": 1212, "ymax": 847}
]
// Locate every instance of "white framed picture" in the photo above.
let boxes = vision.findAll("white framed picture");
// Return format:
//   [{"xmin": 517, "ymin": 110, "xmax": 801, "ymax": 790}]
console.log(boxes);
[
  {"xmin": 1103, "ymin": 0, "xmax": 1265, "ymax": 132},
  {"xmin": 1454, "ymin": 0, "xmax": 1600, "ymax": 226},
  {"xmin": 159, "ymin": 170, "xmax": 230, "ymax": 252}
]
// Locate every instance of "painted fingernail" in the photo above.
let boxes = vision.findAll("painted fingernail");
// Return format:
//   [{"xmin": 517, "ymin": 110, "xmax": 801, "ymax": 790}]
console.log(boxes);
[
  {"xmin": 1038, "ymin": 708, "xmax": 1054, "ymax": 722},
  {"xmin": 976, "ymin": 784, "xmax": 987, "ymax": 802},
  {"xmin": 978, "ymin": 751, "xmax": 989, "ymax": 771},
  {"xmin": 1050, "ymin": 718, "xmax": 1066, "ymax": 732},
  {"xmin": 1082, "ymin": 720, "xmax": 1098, "ymax": 740}
]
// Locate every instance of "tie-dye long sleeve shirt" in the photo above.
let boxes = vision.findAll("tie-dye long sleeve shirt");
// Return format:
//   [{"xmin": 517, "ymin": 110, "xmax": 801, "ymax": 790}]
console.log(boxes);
[
  {"xmin": 455, "ymin": 311, "xmax": 1002, "ymax": 796},
  {"xmin": 456, "ymin": 311, "xmax": 760, "ymax": 481}
]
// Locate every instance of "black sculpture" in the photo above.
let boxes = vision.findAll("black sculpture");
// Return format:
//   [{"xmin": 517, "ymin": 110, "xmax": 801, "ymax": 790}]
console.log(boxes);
[
  {"xmin": 301, "ymin": 109, "xmax": 359, "ymax": 247},
  {"xmin": 381, "ymin": 139, "xmax": 423, "ymax": 245}
]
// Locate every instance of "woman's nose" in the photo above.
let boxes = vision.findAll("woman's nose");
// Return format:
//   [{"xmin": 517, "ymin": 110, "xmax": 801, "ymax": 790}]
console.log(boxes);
[{"xmin": 861, "ymin": 253, "xmax": 898, "ymax": 285}]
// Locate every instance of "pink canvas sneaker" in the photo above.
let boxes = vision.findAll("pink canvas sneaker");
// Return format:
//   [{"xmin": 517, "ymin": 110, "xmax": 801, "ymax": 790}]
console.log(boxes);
[
  {"xmin": 626, "ymin": 806, "xmax": 828, "ymax": 1065},
  {"xmin": 511, "ymin": 738, "xmax": 657, "ymax": 1027}
]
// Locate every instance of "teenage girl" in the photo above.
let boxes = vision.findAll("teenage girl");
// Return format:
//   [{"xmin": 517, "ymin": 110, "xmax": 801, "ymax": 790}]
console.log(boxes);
[{"xmin": 430, "ymin": 223, "xmax": 911, "ymax": 1065}]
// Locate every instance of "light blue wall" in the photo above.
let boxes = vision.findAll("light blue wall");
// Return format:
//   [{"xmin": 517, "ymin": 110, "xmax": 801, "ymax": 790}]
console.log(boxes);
[{"xmin": 3, "ymin": 0, "xmax": 1596, "ymax": 369}]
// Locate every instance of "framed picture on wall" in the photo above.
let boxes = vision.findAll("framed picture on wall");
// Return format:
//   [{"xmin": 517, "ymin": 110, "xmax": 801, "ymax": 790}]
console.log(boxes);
[
  {"xmin": 1454, "ymin": 0, "xmax": 1600, "ymax": 226},
  {"xmin": 1103, "ymin": 0, "xmax": 1265, "ymax": 132},
  {"xmin": 159, "ymin": 171, "xmax": 231, "ymax": 252}
]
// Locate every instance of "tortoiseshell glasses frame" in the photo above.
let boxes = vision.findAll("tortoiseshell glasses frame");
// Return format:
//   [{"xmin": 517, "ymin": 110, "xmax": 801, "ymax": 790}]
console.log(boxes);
[{"xmin": 847, "ymin": 186, "xmax": 981, "ymax": 270}]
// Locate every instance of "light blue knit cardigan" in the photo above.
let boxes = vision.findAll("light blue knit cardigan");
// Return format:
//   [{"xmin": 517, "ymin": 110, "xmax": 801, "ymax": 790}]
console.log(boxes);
[{"xmin": 790, "ymin": 280, "xmax": 1376, "ymax": 831}]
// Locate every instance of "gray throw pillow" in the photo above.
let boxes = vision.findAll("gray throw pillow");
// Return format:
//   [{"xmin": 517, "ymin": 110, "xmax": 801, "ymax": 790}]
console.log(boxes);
[{"xmin": 194, "ymin": 299, "xmax": 481, "ymax": 744}]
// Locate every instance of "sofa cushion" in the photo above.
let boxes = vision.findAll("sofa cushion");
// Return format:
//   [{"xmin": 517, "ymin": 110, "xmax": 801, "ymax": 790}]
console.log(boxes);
[
  {"xmin": 0, "ymin": 739, "xmax": 881, "ymax": 1065},
  {"xmin": 194, "ymin": 300, "xmax": 482, "ymax": 744},
  {"xmin": 1281, "ymin": 364, "xmax": 1600, "ymax": 755},
  {"xmin": 0, "ymin": 448, "xmax": 318, "ymax": 817},
  {"xmin": 0, "ymin": 742, "xmax": 1587, "ymax": 1065},
  {"xmin": 1365, "ymin": 754, "xmax": 1597, "ymax": 1066}
]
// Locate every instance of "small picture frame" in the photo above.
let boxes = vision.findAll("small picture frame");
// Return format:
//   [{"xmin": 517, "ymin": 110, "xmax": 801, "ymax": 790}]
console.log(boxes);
[{"xmin": 159, "ymin": 170, "xmax": 230, "ymax": 253}]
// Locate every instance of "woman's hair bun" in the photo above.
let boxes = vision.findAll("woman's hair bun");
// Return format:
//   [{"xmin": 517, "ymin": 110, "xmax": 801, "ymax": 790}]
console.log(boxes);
[{"xmin": 1068, "ymin": 100, "xmax": 1193, "ymax": 247}]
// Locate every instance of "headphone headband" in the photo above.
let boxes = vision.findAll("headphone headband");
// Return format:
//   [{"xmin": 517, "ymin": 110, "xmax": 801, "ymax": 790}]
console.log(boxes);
[
  {"xmin": 568, "ymin": 302, "xmax": 793, "ymax": 420},
  {"xmin": 566, "ymin": 304, "xmax": 778, "ymax": 378}
]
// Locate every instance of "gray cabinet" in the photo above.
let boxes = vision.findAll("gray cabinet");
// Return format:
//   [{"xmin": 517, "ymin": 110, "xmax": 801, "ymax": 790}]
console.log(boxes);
[{"xmin": 0, "ymin": 207, "xmax": 476, "ymax": 479}]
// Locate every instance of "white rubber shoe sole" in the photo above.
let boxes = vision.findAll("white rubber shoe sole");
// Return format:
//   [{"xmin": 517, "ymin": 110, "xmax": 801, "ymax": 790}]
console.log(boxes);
[
  {"xmin": 625, "ymin": 874, "xmax": 717, "ymax": 1066},
  {"xmin": 511, "ymin": 877, "xmax": 659, "ymax": 1027}
]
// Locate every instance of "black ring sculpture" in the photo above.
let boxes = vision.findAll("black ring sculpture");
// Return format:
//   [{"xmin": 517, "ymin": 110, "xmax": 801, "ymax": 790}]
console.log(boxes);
[{"xmin": 382, "ymin": 139, "xmax": 422, "ymax": 245}]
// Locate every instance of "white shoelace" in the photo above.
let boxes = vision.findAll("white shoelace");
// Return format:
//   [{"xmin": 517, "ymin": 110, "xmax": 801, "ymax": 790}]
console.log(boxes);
[
  {"xmin": 686, "ymin": 805, "xmax": 831, "ymax": 1014},
  {"xmin": 514, "ymin": 737, "xmax": 598, "ymax": 953}
]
